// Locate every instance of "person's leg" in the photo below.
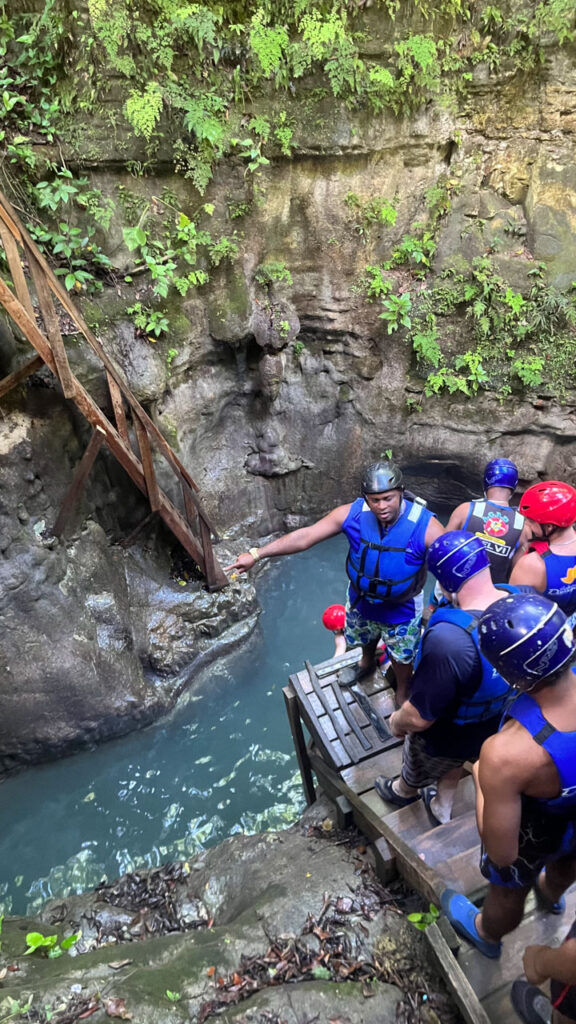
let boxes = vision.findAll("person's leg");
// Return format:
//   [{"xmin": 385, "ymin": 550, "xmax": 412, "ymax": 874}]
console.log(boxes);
[
  {"xmin": 478, "ymin": 883, "xmax": 530, "ymax": 942},
  {"xmin": 431, "ymin": 764, "xmax": 465, "ymax": 824},
  {"xmin": 389, "ymin": 656, "xmax": 412, "ymax": 706},
  {"xmin": 380, "ymin": 615, "xmax": 421, "ymax": 706},
  {"xmin": 358, "ymin": 637, "xmax": 379, "ymax": 672},
  {"xmin": 540, "ymin": 856, "xmax": 576, "ymax": 907}
]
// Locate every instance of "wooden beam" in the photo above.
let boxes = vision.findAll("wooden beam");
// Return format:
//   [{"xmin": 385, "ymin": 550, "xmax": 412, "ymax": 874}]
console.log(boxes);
[
  {"xmin": 52, "ymin": 428, "xmax": 105, "ymax": 537},
  {"xmin": 133, "ymin": 413, "xmax": 161, "ymax": 512},
  {"xmin": 0, "ymin": 219, "xmax": 35, "ymax": 320},
  {"xmin": 0, "ymin": 355, "xmax": 43, "ymax": 398},
  {"xmin": 283, "ymin": 686, "xmax": 316, "ymax": 805},
  {"xmin": 120, "ymin": 510, "xmax": 156, "ymax": 549},
  {"xmin": 198, "ymin": 513, "xmax": 228, "ymax": 591},
  {"xmin": 425, "ymin": 923, "xmax": 491, "ymax": 1024},
  {"xmin": 106, "ymin": 371, "xmax": 130, "ymax": 446},
  {"xmin": 28, "ymin": 253, "xmax": 75, "ymax": 398}
]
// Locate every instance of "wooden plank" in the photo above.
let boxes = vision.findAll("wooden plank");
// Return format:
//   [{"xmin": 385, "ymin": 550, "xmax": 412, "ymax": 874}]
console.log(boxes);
[
  {"xmin": 438, "ymin": 847, "xmax": 485, "ymax": 900},
  {"xmin": 0, "ymin": 354, "xmax": 43, "ymax": 398},
  {"xmin": 133, "ymin": 413, "xmax": 161, "ymax": 512},
  {"xmin": 198, "ymin": 511, "xmax": 228, "ymax": 591},
  {"xmin": 340, "ymin": 745, "xmax": 404, "ymax": 794},
  {"xmin": 283, "ymin": 686, "xmax": 316, "ymax": 805},
  {"xmin": 364, "ymin": 798, "xmax": 446, "ymax": 902},
  {"xmin": 304, "ymin": 660, "xmax": 364, "ymax": 759},
  {"xmin": 425, "ymin": 923, "xmax": 491, "ymax": 1024},
  {"xmin": 335, "ymin": 795, "xmax": 353, "ymax": 829},
  {"xmin": 290, "ymin": 675, "xmax": 349, "ymax": 769},
  {"xmin": 52, "ymin": 428, "xmax": 105, "ymax": 537},
  {"xmin": 0, "ymin": 277, "xmax": 209, "ymax": 572},
  {"xmin": 372, "ymin": 836, "xmax": 396, "ymax": 883},
  {"xmin": 306, "ymin": 661, "xmax": 372, "ymax": 753},
  {"xmin": 28, "ymin": 252, "xmax": 75, "ymax": 397},
  {"xmin": 0, "ymin": 219, "xmax": 35, "ymax": 319},
  {"xmin": 106, "ymin": 371, "xmax": 130, "ymax": 446}
]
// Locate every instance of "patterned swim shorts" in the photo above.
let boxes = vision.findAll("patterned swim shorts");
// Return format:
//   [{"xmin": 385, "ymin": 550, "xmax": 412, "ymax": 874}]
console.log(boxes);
[{"xmin": 344, "ymin": 601, "xmax": 422, "ymax": 664}]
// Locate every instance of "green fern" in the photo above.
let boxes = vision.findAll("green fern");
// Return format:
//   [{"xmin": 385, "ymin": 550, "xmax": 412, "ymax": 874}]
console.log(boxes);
[{"xmin": 125, "ymin": 82, "xmax": 163, "ymax": 140}]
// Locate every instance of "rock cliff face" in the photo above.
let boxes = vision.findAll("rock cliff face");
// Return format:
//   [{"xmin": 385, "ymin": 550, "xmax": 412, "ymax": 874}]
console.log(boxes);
[{"xmin": 1, "ymin": 6, "xmax": 576, "ymax": 769}]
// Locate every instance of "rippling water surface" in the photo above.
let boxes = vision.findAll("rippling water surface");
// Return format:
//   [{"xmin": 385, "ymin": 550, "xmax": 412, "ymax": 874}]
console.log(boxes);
[{"xmin": 0, "ymin": 536, "xmax": 349, "ymax": 915}]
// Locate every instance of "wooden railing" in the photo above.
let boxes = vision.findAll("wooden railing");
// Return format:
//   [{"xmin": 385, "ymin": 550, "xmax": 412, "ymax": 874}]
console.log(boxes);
[{"xmin": 0, "ymin": 191, "xmax": 228, "ymax": 591}]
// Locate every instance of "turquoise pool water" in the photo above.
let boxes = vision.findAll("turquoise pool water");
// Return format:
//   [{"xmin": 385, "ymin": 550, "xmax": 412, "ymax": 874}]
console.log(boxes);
[{"xmin": 0, "ymin": 535, "xmax": 350, "ymax": 915}]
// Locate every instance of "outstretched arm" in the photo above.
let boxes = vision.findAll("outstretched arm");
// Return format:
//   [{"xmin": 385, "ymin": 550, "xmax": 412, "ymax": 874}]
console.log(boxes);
[{"xmin": 225, "ymin": 504, "xmax": 351, "ymax": 573}]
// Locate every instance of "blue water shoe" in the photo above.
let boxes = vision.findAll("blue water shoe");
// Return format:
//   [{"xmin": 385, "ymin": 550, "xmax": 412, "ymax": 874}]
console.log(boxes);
[{"xmin": 440, "ymin": 889, "xmax": 502, "ymax": 959}]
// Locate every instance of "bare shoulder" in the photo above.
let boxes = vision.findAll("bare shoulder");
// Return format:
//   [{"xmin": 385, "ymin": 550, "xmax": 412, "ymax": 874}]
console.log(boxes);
[
  {"xmin": 480, "ymin": 723, "xmax": 545, "ymax": 786},
  {"xmin": 509, "ymin": 550, "xmax": 546, "ymax": 589}
]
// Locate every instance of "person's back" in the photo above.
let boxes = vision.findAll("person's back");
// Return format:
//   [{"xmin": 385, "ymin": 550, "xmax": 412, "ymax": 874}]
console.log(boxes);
[{"xmin": 446, "ymin": 458, "xmax": 525, "ymax": 583}]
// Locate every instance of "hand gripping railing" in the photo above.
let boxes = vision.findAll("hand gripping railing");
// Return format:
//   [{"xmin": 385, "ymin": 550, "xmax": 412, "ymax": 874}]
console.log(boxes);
[{"xmin": 0, "ymin": 191, "xmax": 228, "ymax": 591}]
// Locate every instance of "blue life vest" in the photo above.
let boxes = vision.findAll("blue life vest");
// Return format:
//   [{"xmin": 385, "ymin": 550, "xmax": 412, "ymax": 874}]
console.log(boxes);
[
  {"xmin": 541, "ymin": 548, "xmax": 576, "ymax": 624},
  {"xmin": 419, "ymin": 585, "xmax": 517, "ymax": 724},
  {"xmin": 343, "ymin": 497, "xmax": 432, "ymax": 606},
  {"xmin": 504, "ymin": 688, "xmax": 576, "ymax": 815}
]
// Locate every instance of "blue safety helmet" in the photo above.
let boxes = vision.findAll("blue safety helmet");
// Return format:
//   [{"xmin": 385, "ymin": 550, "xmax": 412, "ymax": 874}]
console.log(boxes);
[
  {"xmin": 478, "ymin": 593, "xmax": 576, "ymax": 689},
  {"xmin": 427, "ymin": 530, "xmax": 490, "ymax": 593},
  {"xmin": 483, "ymin": 458, "xmax": 518, "ymax": 493}
]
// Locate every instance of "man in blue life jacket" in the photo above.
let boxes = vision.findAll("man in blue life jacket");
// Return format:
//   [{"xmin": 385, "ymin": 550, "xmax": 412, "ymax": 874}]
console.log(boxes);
[
  {"xmin": 441, "ymin": 592, "xmax": 576, "ymax": 961},
  {"xmin": 511, "ymin": 481, "xmax": 576, "ymax": 629},
  {"xmin": 225, "ymin": 461, "xmax": 444, "ymax": 704},
  {"xmin": 375, "ymin": 531, "xmax": 518, "ymax": 825},
  {"xmin": 446, "ymin": 458, "xmax": 529, "ymax": 583}
]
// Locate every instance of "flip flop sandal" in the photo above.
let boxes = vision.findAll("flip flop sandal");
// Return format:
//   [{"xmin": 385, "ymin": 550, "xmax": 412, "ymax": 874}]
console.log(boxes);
[
  {"xmin": 374, "ymin": 776, "xmax": 421, "ymax": 808},
  {"xmin": 440, "ymin": 889, "xmax": 502, "ymax": 959},
  {"xmin": 421, "ymin": 785, "xmax": 442, "ymax": 828},
  {"xmin": 534, "ymin": 873, "xmax": 566, "ymax": 915},
  {"xmin": 337, "ymin": 663, "xmax": 375, "ymax": 687},
  {"xmin": 510, "ymin": 980, "xmax": 552, "ymax": 1024}
]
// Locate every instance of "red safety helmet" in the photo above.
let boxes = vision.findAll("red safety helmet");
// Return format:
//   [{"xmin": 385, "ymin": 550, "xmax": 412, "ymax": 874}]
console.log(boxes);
[
  {"xmin": 519, "ymin": 481, "xmax": 576, "ymax": 528},
  {"xmin": 322, "ymin": 604, "xmax": 346, "ymax": 631}
]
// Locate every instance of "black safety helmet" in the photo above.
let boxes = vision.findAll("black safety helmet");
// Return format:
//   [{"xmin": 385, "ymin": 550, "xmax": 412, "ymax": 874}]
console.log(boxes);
[{"xmin": 361, "ymin": 461, "xmax": 404, "ymax": 495}]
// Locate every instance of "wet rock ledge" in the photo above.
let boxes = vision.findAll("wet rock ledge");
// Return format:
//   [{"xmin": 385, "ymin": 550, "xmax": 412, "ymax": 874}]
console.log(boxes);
[{"xmin": 0, "ymin": 801, "xmax": 459, "ymax": 1024}]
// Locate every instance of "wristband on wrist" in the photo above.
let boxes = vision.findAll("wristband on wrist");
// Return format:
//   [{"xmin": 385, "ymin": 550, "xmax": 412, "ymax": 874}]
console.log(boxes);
[{"xmin": 248, "ymin": 547, "xmax": 261, "ymax": 562}]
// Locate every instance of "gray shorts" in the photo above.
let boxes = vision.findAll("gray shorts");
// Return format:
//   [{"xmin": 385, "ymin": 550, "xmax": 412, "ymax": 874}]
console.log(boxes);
[{"xmin": 401, "ymin": 732, "xmax": 465, "ymax": 788}]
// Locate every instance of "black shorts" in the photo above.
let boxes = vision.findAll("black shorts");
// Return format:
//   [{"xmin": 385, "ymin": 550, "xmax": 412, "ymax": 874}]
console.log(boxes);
[
  {"xmin": 481, "ymin": 802, "xmax": 576, "ymax": 889},
  {"xmin": 551, "ymin": 919, "xmax": 576, "ymax": 1021}
]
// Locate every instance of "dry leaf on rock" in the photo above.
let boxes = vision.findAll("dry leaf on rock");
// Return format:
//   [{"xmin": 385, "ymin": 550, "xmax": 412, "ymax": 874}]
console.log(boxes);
[{"xmin": 104, "ymin": 997, "xmax": 132, "ymax": 1018}]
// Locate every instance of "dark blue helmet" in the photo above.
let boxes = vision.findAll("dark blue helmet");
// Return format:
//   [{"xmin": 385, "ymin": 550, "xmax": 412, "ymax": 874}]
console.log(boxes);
[
  {"xmin": 427, "ymin": 531, "xmax": 490, "ymax": 593},
  {"xmin": 484, "ymin": 458, "xmax": 518, "ymax": 493},
  {"xmin": 478, "ymin": 593, "xmax": 576, "ymax": 689}
]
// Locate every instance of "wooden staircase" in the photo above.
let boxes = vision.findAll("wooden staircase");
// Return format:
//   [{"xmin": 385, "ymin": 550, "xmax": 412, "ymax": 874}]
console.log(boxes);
[
  {"xmin": 0, "ymin": 190, "xmax": 228, "ymax": 590},
  {"xmin": 287, "ymin": 654, "xmax": 576, "ymax": 1024}
]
